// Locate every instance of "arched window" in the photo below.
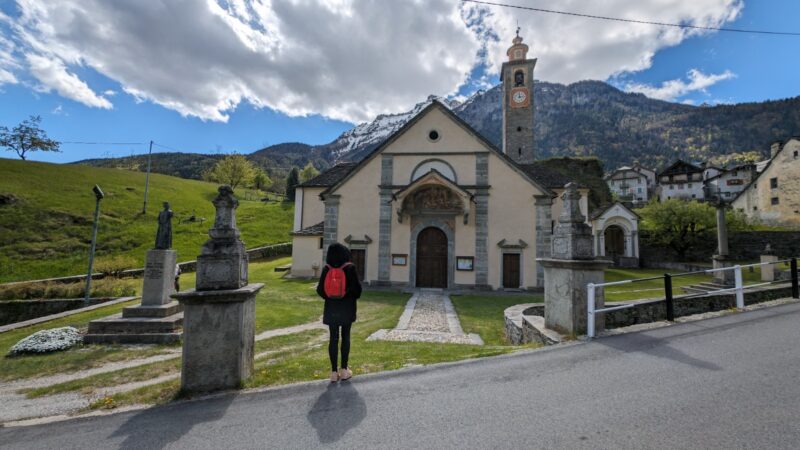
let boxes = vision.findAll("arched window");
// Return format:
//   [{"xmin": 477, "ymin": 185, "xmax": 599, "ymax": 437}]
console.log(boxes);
[{"xmin": 514, "ymin": 70, "xmax": 524, "ymax": 86}]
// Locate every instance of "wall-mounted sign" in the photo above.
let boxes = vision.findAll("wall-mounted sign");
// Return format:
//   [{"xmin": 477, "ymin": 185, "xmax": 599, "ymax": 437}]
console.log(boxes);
[
  {"xmin": 391, "ymin": 254, "xmax": 407, "ymax": 266},
  {"xmin": 456, "ymin": 256, "xmax": 474, "ymax": 271}
]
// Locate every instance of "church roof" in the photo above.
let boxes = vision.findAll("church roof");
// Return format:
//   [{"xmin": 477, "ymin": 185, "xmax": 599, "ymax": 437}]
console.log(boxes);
[
  {"xmin": 298, "ymin": 162, "xmax": 358, "ymax": 187},
  {"xmin": 315, "ymin": 100, "xmax": 556, "ymax": 197},
  {"xmin": 290, "ymin": 221, "xmax": 324, "ymax": 236},
  {"xmin": 518, "ymin": 163, "xmax": 576, "ymax": 189}
]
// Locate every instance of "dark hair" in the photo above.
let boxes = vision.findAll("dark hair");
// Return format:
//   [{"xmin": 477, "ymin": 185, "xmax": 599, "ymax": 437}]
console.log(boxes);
[{"xmin": 326, "ymin": 243, "xmax": 351, "ymax": 268}]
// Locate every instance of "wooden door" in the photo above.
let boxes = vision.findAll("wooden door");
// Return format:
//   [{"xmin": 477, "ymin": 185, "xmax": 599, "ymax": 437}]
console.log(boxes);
[
  {"xmin": 416, "ymin": 227, "xmax": 448, "ymax": 288},
  {"xmin": 503, "ymin": 253, "xmax": 521, "ymax": 288},
  {"xmin": 350, "ymin": 249, "xmax": 366, "ymax": 281}
]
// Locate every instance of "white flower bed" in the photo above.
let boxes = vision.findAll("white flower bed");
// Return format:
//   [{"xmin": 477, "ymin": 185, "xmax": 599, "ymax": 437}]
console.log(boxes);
[{"xmin": 9, "ymin": 326, "xmax": 82, "ymax": 356}]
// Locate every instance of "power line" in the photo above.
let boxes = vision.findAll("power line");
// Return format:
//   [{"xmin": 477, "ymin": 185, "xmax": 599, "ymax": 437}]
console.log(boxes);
[
  {"xmin": 461, "ymin": 0, "xmax": 800, "ymax": 36},
  {"xmin": 60, "ymin": 141, "xmax": 145, "ymax": 145}
]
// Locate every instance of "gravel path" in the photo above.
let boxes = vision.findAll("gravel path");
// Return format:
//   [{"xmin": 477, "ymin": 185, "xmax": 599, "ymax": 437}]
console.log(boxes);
[
  {"xmin": 368, "ymin": 291, "xmax": 483, "ymax": 345},
  {"xmin": 0, "ymin": 319, "xmax": 325, "ymax": 424}
]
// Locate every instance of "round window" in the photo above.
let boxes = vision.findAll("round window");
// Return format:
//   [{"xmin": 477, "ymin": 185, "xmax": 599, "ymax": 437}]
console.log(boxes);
[{"xmin": 428, "ymin": 130, "xmax": 440, "ymax": 141}]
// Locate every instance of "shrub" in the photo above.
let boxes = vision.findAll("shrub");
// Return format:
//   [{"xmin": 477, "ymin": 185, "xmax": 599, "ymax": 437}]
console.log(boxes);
[
  {"xmin": 94, "ymin": 255, "xmax": 138, "ymax": 276},
  {"xmin": 0, "ymin": 278, "xmax": 136, "ymax": 300},
  {"xmin": 8, "ymin": 326, "xmax": 82, "ymax": 356}
]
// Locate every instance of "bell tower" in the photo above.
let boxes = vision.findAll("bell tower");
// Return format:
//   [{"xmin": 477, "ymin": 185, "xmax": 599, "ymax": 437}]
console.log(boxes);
[{"xmin": 501, "ymin": 29, "xmax": 536, "ymax": 164}]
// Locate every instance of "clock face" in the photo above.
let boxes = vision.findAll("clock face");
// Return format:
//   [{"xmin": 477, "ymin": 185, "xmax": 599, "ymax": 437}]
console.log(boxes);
[{"xmin": 512, "ymin": 90, "xmax": 527, "ymax": 104}]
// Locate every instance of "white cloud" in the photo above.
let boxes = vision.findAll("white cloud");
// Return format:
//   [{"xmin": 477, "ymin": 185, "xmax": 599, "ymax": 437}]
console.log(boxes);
[
  {"xmin": 0, "ymin": 29, "xmax": 19, "ymax": 85},
  {"xmin": 462, "ymin": 0, "xmax": 742, "ymax": 83},
  {"xmin": 103, "ymin": 89, "xmax": 116, "ymax": 97},
  {"xmin": 4, "ymin": 0, "xmax": 743, "ymax": 122},
  {"xmin": 26, "ymin": 53, "xmax": 112, "ymax": 109},
  {"xmin": 624, "ymin": 69, "xmax": 736, "ymax": 101}
]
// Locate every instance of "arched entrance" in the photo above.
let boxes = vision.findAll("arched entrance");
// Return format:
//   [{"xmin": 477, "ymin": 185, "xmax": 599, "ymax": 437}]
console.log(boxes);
[
  {"xmin": 416, "ymin": 227, "xmax": 448, "ymax": 288},
  {"xmin": 604, "ymin": 225, "xmax": 625, "ymax": 258}
]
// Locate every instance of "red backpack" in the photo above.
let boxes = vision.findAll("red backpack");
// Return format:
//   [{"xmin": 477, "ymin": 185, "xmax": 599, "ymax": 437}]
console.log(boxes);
[{"xmin": 323, "ymin": 263, "xmax": 352, "ymax": 299}]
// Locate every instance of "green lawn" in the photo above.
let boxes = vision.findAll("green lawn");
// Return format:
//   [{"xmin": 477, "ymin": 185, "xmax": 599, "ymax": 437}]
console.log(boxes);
[
  {"xmin": 0, "ymin": 158, "xmax": 293, "ymax": 282},
  {"xmin": 451, "ymin": 294, "xmax": 542, "ymax": 345},
  {"xmin": 602, "ymin": 264, "xmax": 788, "ymax": 302}
]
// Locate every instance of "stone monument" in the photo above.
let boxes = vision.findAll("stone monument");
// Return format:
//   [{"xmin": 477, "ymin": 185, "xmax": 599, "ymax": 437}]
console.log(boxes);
[
  {"xmin": 172, "ymin": 186, "xmax": 263, "ymax": 394},
  {"xmin": 711, "ymin": 198, "xmax": 735, "ymax": 286},
  {"xmin": 85, "ymin": 202, "xmax": 182, "ymax": 344},
  {"xmin": 760, "ymin": 244, "xmax": 778, "ymax": 282},
  {"xmin": 538, "ymin": 183, "xmax": 611, "ymax": 336}
]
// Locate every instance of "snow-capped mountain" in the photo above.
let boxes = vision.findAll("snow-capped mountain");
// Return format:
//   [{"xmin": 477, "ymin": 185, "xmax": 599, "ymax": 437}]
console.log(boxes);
[{"xmin": 320, "ymin": 94, "xmax": 466, "ymax": 162}]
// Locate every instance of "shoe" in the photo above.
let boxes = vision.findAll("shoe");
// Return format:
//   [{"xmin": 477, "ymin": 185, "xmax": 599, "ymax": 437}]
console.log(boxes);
[
  {"xmin": 338, "ymin": 368, "xmax": 352, "ymax": 381},
  {"xmin": 330, "ymin": 371, "xmax": 339, "ymax": 383}
]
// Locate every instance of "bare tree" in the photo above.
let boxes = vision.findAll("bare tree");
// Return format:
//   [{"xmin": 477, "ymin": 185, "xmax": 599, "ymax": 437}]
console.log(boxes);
[{"xmin": 0, "ymin": 115, "xmax": 60, "ymax": 160}]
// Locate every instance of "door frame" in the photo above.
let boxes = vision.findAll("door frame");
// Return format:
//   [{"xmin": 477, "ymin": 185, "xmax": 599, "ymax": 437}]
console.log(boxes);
[
  {"xmin": 409, "ymin": 219, "xmax": 454, "ymax": 289},
  {"xmin": 500, "ymin": 250, "xmax": 523, "ymax": 289},
  {"xmin": 347, "ymin": 243, "xmax": 368, "ymax": 285}
]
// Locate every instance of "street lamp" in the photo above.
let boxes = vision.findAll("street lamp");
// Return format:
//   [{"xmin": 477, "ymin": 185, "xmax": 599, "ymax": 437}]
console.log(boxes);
[{"xmin": 85, "ymin": 185, "xmax": 104, "ymax": 304}]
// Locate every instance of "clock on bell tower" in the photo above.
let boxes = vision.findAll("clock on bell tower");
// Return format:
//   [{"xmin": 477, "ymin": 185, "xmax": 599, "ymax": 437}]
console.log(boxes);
[{"xmin": 501, "ymin": 29, "xmax": 536, "ymax": 164}]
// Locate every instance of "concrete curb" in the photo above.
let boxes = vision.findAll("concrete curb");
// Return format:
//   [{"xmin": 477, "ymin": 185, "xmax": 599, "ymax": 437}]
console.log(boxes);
[{"xmin": 0, "ymin": 297, "xmax": 138, "ymax": 334}]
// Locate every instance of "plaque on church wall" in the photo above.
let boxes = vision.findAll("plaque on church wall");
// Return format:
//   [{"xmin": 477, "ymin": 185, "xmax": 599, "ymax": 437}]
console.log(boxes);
[
  {"xmin": 456, "ymin": 256, "xmax": 474, "ymax": 271},
  {"xmin": 392, "ymin": 254, "xmax": 407, "ymax": 266}
]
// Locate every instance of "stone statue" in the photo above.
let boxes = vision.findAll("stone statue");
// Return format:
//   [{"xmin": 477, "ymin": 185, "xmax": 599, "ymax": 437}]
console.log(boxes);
[{"xmin": 155, "ymin": 202, "xmax": 173, "ymax": 249}]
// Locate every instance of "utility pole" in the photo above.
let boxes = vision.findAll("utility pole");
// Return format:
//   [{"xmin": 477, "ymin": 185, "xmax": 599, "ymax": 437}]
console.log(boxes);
[
  {"xmin": 142, "ymin": 140, "xmax": 153, "ymax": 214},
  {"xmin": 85, "ymin": 185, "xmax": 104, "ymax": 304}
]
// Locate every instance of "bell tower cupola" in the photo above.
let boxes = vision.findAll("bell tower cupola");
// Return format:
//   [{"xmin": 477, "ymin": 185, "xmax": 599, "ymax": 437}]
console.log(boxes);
[{"xmin": 501, "ymin": 28, "xmax": 536, "ymax": 164}]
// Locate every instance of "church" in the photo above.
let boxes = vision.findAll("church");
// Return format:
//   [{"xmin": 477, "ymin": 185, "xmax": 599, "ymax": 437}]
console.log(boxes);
[{"xmin": 290, "ymin": 32, "xmax": 638, "ymax": 290}]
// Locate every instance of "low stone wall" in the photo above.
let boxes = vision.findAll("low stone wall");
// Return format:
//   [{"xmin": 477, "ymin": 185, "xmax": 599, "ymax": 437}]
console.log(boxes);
[
  {"xmin": 0, "ymin": 242, "xmax": 293, "ymax": 287},
  {"xmin": 0, "ymin": 297, "xmax": 118, "ymax": 326},
  {"xmin": 604, "ymin": 284, "xmax": 793, "ymax": 329},
  {"xmin": 639, "ymin": 261, "xmax": 710, "ymax": 273},
  {"xmin": 641, "ymin": 231, "xmax": 800, "ymax": 264},
  {"xmin": 504, "ymin": 284, "xmax": 794, "ymax": 341}
]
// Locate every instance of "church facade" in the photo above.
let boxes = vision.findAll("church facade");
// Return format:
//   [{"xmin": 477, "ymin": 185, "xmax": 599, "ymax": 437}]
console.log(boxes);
[{"xmin": 290, "ymin": 34, "xmax": 592, "ymax": 290}]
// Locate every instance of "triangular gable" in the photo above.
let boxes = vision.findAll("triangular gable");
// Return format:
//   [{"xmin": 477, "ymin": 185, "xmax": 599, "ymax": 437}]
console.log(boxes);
[
  {"xmin": 658, "ymin": 159, "xmax": 703, "ymax": 177},
  {"xmin": 322, "ymin": 100, "xmax": 553, "ymax": 197},
  {"xmin": 591, "ymin": 202, "xmax": 640, "ymax": 221},
  {"xmin": 393, "ymin": 169, "xmax": 475, "ymax": 205}
]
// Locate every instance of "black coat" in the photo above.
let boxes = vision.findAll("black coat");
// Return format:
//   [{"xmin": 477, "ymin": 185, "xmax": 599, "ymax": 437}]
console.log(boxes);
[{"xmin": 316, "ymin": 263, "xmax": 362, "ymax": 325}]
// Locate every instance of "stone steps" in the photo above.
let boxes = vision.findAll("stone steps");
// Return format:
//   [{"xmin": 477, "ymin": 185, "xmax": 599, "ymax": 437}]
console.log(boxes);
[
  {"xmin": 83, "ymin": 332, "xmax": 181, "ymax": 345},
  {"xmin": 122, "ymin": 301, "xmax": 182, "ymax": 318},
  {"xmin": 86, "ymin": 312, "xmax": 183, "ymax": 335}
]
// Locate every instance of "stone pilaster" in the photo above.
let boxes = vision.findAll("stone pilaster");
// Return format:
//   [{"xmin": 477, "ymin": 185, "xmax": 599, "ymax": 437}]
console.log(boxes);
[
  {"xmin": 474, "ymin": 154, "xmax": 489, "ymax": 287},
  {"xmin": 534, "ymin": 195, "xmax": 553, "ymax": 287},
  {"xmin": 322, "ymin": 195, "xmax": 340, "ymax": 261},
  {"xmin": 377, "ymin": 155, "xmax": 393, "ymax": 284}
]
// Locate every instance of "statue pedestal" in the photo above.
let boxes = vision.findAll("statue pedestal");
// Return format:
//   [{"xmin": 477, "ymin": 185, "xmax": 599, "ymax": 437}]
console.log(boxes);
[
  {"xmin": 85, "ymin": 248, "xmax": 183, "ymax": 345},
  {"xmin": 173, "ymin": 283, "xmax": 263, "ymax": 394},
  {"xmin": 539, "ymin": 258, "xmax": 611, "ymax": 336},
  {"xmin": 760, "ymin": 254, "xmax": 778, "ymax": 282},
  {"xmin": 141, "ymin": 249, "xmax": 177, "ymax": 306},
  {"xmin": 712, "ymin": 255, "xmax": 735, "ymax": 287}
]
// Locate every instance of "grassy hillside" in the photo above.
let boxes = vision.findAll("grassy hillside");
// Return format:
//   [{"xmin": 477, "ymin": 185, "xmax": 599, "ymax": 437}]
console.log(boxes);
[{"xmin": 0, "ymin": 158, "xmax": 293, "ymax": 283}]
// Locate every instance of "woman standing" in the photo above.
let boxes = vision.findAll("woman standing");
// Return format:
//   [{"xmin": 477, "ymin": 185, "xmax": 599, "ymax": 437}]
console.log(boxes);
[{"xmin": 316, "ymin": 243, "xmax": 362, "ymax": 382}]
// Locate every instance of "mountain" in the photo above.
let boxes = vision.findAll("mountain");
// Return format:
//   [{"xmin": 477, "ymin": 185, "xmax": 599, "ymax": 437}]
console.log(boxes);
[{"xmin": 77, "ymin": 80, "xmax": 800, "ymax": 179}]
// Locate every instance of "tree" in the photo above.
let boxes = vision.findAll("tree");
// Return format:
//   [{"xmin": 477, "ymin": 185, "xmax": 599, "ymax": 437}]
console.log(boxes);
[
  {"xmin": 203, "ymin": 153, "xmax": 256, "ymax": 190},
  {"xmin": 0, "ymin": 115, "xmax": 60, "ymax": 160},
  {"xmin": 285, "ymin": 167, "xmax": 300, "ymax": 202},
  {"xmin": 299, "ymin": 162, "xmax": 320, "ymax": 183},
  {"xmin": 639, "ymin": 199, "xmax": 750, "ymax": 259},
  {"xmin": 252, "ymin": 169, "xmax": 273, "ymax": 192}
]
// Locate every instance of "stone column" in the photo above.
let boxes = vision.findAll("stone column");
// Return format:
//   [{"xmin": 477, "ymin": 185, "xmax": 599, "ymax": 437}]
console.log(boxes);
[
  {"xmin": 173, "ymin": 186, "xmax": 263, "ymax": 394},
  {"xmin": 712, "ymin": 204, "xmax": 734, "ymax": 286},
  {"xmin": 377, "ymin": 155, "xmax": 393, "ymax": 285},
  {"xmin": 760, "ymin": 244, "xmax": 778, "ymax": 282},
  {"xmin": 534, "ymin": 195, "xmax": 553, "ymax": 287},
  {"xmin": 538, "ymin": 183, "xmax": 611, "ymax": 336}
]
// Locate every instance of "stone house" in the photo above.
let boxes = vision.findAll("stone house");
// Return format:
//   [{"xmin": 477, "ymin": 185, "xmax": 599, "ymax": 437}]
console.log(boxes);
[
  {"xmin": 289, "ymin": 33, "xmax": 607, "ymax": 290},
  {"xmin": 605, "ymin": 165, "xmax": 655, "ymax": 205},
  {"xmin": 657, "ymin": 160, "xmax": 720, "ymax": 202},
  {"xmin": 704, "ymin": 163, "xmax": 756, "ymax": 202},
  {"xmin": 732, "ymin": 138, "xmax": 800, "ymax": 228}
]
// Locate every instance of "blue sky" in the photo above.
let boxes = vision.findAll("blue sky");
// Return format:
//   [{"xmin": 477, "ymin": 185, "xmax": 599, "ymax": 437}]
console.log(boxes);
[{"xmin": 0, "ymin": 0, "xmax": 798, "ymax": 163}]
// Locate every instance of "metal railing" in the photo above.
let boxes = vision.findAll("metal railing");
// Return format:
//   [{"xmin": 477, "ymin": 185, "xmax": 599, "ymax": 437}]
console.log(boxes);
[{"xmin": 587, "ymin": 258, "xmax": 799, "ymax": 338}]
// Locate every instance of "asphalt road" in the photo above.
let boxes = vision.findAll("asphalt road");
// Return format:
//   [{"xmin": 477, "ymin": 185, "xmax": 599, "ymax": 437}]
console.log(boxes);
[{"xmin": 3, "ymin": 302, "xmax": 800, "ymax": 449}]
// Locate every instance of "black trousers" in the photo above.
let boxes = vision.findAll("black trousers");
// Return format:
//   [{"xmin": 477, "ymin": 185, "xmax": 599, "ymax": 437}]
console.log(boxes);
[{"xmin": 328, "ymin": 323, "xmax": 352, "ymax": 372}]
